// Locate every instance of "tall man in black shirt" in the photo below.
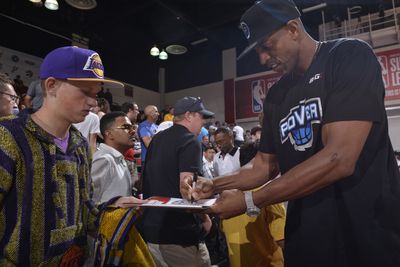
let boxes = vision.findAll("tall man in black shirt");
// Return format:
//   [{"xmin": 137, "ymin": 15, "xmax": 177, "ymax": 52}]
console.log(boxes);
[
  {"xmin": 181, "ymin": 0, "xmax": 400, "ymax": 266},
  {"xmin": 138, "ymin": 96, "xmax": 214, "ymax": 267}
]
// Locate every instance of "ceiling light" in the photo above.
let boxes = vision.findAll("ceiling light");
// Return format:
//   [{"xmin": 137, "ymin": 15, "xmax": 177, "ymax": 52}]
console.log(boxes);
[
  {"xmin": 166, "ymin": 44, "xmax": 187, "ymax": 55},
  {"xmin": 159, "ymin": 50, "xmax": 168, "ymax": 60},
  {"xmin": 150, "ymin": 45, "xmax": 160, "ymax": 56},
  {"xmin": 44, "ymin": 0, "xmax": 59, "ymax": 10},
  {"xmin": 29, "ymin": 0, "xmax": 42, "ymax": 3}
]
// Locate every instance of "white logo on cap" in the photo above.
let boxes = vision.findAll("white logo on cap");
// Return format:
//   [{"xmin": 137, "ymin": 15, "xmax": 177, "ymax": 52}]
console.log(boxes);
[{"xmin": 240, "ymin": 22, "xmax": 251, "ymax": 40}]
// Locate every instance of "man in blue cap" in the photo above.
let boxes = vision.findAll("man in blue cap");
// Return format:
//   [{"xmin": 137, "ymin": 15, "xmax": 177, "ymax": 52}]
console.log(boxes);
[
  {"xmin": 181, "ymin": 0, "xmax": 400, "ymax": 266},
  {"xmin": 0, "ymin": 46, "xmax": 145, "ymax": 266}
]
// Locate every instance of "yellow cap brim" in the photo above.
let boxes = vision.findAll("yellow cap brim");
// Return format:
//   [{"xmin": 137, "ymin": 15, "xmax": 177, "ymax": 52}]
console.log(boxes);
[{"xmin": 66, "ymin": 78, "xmax": 124, "ymax": 89}]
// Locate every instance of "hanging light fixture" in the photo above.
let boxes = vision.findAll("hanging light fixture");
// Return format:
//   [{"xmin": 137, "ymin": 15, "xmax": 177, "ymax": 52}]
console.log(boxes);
[
  {"xmin": 29, "ymin": 0, "xmax": 42, "ymax": 3},
  {"xmin": 44, "ymin": 0, "xmax": 59, "ymax": 10},
  {"xmin": 159, "ymin": 49, "xmax": 168, "ymax": 60},
  {"xmin": 150, "ymin": 45, "xmax": 160, "ymax": 56}
]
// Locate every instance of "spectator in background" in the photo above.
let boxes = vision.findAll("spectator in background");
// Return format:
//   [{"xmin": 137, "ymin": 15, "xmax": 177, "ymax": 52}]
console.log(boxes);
[
  {"xmin": 73, "ymin": 110, "xmax": 100, "ymax": 155},
  {"xmin": 201, "ymin": 135, "xmax": 210, "ymax": 151},
  {"xmin": 121, "ymin": 102, "xmax": 141, "ymax": 193},
  {"xmin": 25, "ymin": 79, "xmax": 43, "ymax": 111},
  {"xmin": 138, "ymin": 105, "xmax": 159, "ymax": 164},
  {"xmin": 97, "ymin": 87, "xmax": 105, "ymax": 98},
  {"xmin": 13, "ymin": 74, "xmax": 24, "ymax": 87},
  {"xmin": 0, "ymin": 73, "xmax": 19, "ymax": 117},
  {"xmin": 163, "ymin": 106, "xmax": 174, "ymax": 121},
  {"xmin": 13, "ymin": 74, "xmax": 27, "ymax": 96},
  {"xmin": 93, "ymin": 97, "xmax": 110, "ymax": 119},
  {"xmin": 202, "ymin": 145, "xmax": 217, "ymax": 179},
  {"xmin": 244, "ymin": 129, "xmax": 252, "ymax": 143},
  {"xmin": 91, "ymin": 111, "xmax": 138, "ymax": 203},
  {"xmin": 197, "ymin": 126, "xmax": 209, "ymax": 144},
  {"xmin": 231, "ymin": 123, "xmax": 245, "ymax": 147},
  {"xmin": 104, "ymin": 88, "xmax": 113, "ymax": 105},
  {"xmin": 250, "ymin": 125, "xmax": 262, "ymax": 142},
  {"xmin": 121, "ymin": 101, "xmax": 140, "ymax": 124}
]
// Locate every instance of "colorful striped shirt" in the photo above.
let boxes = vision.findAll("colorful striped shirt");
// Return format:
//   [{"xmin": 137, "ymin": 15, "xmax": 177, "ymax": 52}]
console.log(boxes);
[{"xmin": 0, "ymin": 111, "xmax": 99, "ymax": 266}]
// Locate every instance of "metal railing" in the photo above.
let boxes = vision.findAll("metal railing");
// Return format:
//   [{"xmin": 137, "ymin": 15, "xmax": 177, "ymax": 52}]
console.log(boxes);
[{"xmin": 321, "ymin": 9, "xmax": 399, "ymax": 41}]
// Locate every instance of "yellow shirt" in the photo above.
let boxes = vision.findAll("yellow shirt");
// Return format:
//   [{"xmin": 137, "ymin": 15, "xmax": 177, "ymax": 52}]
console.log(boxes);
[
  {"xmin": 163, "ymin": 113, "xmax": 174, "ymax": 121},
  {"xmin": 222, "ymin": 203, "xmax": 286, "ymax": 267}
]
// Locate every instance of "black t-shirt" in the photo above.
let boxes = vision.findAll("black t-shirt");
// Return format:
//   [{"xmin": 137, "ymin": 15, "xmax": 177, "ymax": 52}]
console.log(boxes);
[
  {"xmin": 137, "ymin": 124, "xmax": 204, "ymax": 245},
  {"xmin": 260, "ymin": 39, "xmax": 400, "ymax": 266}
]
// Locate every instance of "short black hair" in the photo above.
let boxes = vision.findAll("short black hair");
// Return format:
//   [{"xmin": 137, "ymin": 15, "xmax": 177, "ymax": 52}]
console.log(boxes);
[
  {"xmin": 100, "ymin": 111, "xmax": 127, "ymax": 136},
  {"xmin": 204, "ymin": 145, "xmax": 217, "ymax": 153},
  {"xmin": 121, "ymin": 102, "xmax": 136, "ymax": 114},
  {"xmin": 250, "ymin": 125, "xmax": 262, "ymax": 136},
  {"xmin": 215, "ymin": 127, "xmax": 233, "ymax": 137}
]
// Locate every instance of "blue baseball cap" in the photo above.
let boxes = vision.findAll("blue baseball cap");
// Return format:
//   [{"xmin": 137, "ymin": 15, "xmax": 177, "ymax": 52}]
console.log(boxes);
[
  {"xmin": 237, "ymin": 0, "xmax": 300, "ymax": 60},
  {"xmin": 40, "ymin": 46, "xmax": 124, "ymax": 88}
]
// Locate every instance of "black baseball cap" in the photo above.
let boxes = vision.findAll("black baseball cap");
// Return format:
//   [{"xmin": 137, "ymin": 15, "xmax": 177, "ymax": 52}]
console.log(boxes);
[
  {"xmin": 173, "ymin": 96, "xmax": 215, "ymax": 118},
  {"xmin": 237, "ymin": 0, "xmax": 301, "ymax": 60}
]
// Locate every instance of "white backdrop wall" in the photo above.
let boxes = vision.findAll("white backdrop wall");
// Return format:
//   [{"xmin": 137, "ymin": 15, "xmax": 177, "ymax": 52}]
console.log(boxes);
[
  {"xmin": 105, "ymin": 83, "xmax": 161, "ymax": 109},
  {"xmin": 165, "ymin": 81, "xmax": 225, "ymax": 122},
  {"xmin": 389, "ymin": 116, "xmax": 400, "ymax": 151},
  {"xmin": 0, "ymin": 46, "xmax": 42, "ymax": 86}
]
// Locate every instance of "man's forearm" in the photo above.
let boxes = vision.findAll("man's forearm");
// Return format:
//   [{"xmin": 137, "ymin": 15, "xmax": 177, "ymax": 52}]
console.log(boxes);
[{"xmin": 213, "ymin": 152, "xmax": 279, "ymax": 193}]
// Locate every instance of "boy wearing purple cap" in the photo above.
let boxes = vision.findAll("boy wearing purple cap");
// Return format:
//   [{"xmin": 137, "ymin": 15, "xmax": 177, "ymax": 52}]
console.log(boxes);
[
  {"xmin": 0, "ymin": 46, "xmax": 145, "ymax": 266},
  {"xmin": 182, "ymin": 0, "xmax": 400, "ymax": 266}
]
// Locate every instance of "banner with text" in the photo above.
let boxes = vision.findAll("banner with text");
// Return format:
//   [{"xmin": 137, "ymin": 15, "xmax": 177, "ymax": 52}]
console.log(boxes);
[{"xmin": 376, "ymin": 48, "xmax": 400, "ymax": 101}]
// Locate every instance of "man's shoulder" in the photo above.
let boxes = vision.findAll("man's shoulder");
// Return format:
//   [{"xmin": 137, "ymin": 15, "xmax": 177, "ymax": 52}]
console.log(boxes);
[{"xmin": 327, "ymin": 38, "xmax": 372, "ymax": 56}]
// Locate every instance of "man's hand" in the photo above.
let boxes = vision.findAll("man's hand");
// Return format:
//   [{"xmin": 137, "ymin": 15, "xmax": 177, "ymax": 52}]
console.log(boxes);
[
  {"xmin": 113, "ymin": 196, "xmax": 147, "ymax": 208},
  {"xmin": 206, "ymin": 189, "xmax": 247, "ymax": 219},
  {"xmin": 180, "ymin": 174, "xmax": 215, "ymax": 200}
]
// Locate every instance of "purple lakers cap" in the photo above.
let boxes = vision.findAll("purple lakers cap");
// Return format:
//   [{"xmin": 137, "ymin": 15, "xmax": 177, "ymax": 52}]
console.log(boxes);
[{"xmin": 40, "ymin": 46, "xmax": 124, "ymax": 88}]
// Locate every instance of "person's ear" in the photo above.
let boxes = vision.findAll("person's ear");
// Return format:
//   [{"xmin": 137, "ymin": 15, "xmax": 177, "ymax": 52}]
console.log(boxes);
[
  {"xmin": 286, "ymin": 19, "xmax": 301, "ymax": 40},
  {"xmin": 184, "ymin": 111, "xmax": 192, "ymax": 122},
  {"xmin": 44, "ymin": 77, "xmax": 59, "ymax": 97},
  {"xmin": 104, "ymin": 129, "xmax": 113, "ymax": 140}
]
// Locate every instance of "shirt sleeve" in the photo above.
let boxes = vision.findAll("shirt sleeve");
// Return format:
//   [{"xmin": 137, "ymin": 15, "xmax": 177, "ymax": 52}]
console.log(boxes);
[
  {"xmin": 139, "ymin": 125, "xmax": 151, "ymax": 138},
  {"xmin": 324, "ymin": 40, "xmax": 385, "ymax": 123},
  {"xmin": 90, "ymin": 113, "xmax": 101, "ymax": 135},
  {"xmin": 91, "ymin": 155, "xmax": 113, "ymax": 203},
  {"xmin": 259, "ymin": 101, "xmax": 278, "ymax": 154}
]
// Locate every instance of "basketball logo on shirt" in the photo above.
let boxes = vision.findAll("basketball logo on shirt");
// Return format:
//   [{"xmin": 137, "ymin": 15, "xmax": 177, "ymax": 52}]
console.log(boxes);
[{"xmin": 279, "ymin": 97, "xmax": 323, "ymax": 151}]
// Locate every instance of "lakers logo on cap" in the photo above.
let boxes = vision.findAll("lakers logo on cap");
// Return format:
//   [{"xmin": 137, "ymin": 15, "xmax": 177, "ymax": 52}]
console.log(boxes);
[
  {"xmin": 240, "ymin": 22, "xmax": 251, "ymax": 40},
  {"xmin": 83, "ymin": 53, "xmax": 104, "ymax": 78}
]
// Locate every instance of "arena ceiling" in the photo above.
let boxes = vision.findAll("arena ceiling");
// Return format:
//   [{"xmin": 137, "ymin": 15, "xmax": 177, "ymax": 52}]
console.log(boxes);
[{"xmin": 0, "ymin": 0, "xmax": 395, "ymax": 92}]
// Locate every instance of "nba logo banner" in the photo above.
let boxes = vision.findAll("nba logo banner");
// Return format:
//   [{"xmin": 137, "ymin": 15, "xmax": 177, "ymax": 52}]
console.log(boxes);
[
  {"xmin": 252, "ymin": 80, "xmax": 265, "ymax": 113},
  {"xmin": 234, "ymin": 72, "xmax": 281, "ymax": 120}
]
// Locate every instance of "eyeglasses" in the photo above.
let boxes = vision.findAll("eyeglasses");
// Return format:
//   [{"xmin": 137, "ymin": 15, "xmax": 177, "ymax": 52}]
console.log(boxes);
[
  {"xmin": 114, "ymin": 124, "xmax": 136, "ymax": 131},
  {"xmin": 0, "ymin": 91, "xmax": 20, "ymax": 104}
]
